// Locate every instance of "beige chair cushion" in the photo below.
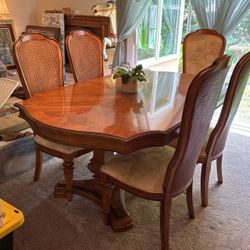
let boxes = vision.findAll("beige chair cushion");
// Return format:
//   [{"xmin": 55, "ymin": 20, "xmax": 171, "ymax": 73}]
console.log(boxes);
[
  {"xmin": 35, "ymin": 135, "xmax": 83, "ymax": 155},
  {"xmin": 101, "ymin": 146, "xmax": 175, "ymax": 194},
  {"xmin": 184, "ymin": 34, "xmax": 224, "ymax": 76}
]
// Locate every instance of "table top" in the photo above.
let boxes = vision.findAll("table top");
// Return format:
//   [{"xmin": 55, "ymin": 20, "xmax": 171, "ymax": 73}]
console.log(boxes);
[{"xmin": 16, "ymin": 71, "xmax": 194, "ymax": 153}]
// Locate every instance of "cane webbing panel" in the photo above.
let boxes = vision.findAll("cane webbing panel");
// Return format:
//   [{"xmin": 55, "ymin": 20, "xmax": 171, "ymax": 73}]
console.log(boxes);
[
  {"xmin": 67, "ymin": 31, "xmax": 103, "ymax": 83},
  {"xmin": 15, "ymin": 35, "xmax": 64, "ymax": 97}
]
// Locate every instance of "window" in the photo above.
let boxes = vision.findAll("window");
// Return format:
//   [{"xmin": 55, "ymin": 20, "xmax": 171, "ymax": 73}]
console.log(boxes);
[
  {"xmin": 182, "ymin": 0, "xmax": 198, "ymax": 39},
  {"xmin": 183, "ymin": 3, "xmax": 250, "ymax": 132},
  {"xmin": 137, "ymin": 0, "xmax": 185, "ymax": 65},
  {"xmin": 226, "ymin": 10, "xmax": 250, "ymax": 67},
  {"xmin": 225, "ymin": 9, "xmax": 250, "ymax": 132},
  {"xmin": 183, "ymin": 1, "xmax": 250, "ymax": 69}
]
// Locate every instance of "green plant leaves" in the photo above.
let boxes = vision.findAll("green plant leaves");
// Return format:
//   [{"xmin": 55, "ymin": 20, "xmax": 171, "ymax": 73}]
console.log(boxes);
[
  {"xmin": 121, "ymin": 74, "xmax": 131, "ymax": 83},
  {"xmin": 113, "ymin": 64, "xmax": 146, "ymax": 84}
]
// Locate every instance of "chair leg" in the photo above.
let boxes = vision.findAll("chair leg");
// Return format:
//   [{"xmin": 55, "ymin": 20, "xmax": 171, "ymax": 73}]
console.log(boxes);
[
  {"xmin": 201, "ymin": 160, "xmax": 212, "ymax": 207},
  {"xmin": 63, "ymin": 157, "xmax": 74, "ymax": 202},
  {"xmin": 216, "ymin": 155, "xmax": 223, "ymax": 184},
  {"xmin": 120, "ymin": 189, "xmax": 130, "ymax": 215},
  {"xmin": 160, "ymin": 198, "xmax": 172, "ymax": 250},
  {"xmin": 186, "ymin": 182, "xmax": 195, "ymax": 219},
  {"xmin": 101, "ymin": 183, "xmax": 114, "ymax": 225},
  {"xmin": 34, "ymin": 147, "xmax": 43, "ymax": 182}
]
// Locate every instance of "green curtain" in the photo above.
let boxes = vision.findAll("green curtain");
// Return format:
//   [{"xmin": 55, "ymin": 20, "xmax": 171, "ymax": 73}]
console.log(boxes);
[{"xmin": 112, "ymin": 0, "xmax": 152, "ymax": 67}]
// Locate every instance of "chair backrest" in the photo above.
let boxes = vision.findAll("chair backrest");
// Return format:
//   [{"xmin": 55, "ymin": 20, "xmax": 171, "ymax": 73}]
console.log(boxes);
[
  {"xmin": 66, "ymin": 30, "xmax": 103, "ymax": 83},
  {"xmin": 165, "ymin": 55, "xmax": 231, "ymax": 197},
  {"xmin": 183, "ymin": 29, "xmax": 226, "ymax": 76},
  {"xmin": 13, "ymin": 34, "xmax": 64, "ymax": 98},
  {"xmin": 206, "ymin": 52, "xmax": 250, "ymax": 157}
]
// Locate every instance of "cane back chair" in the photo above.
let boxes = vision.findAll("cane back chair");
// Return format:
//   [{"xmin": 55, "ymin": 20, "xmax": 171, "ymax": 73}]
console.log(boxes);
[
  {"xmin": 13, "ymin": 34, "xmax": 91, "ymax": 201},
  {"xmin": 199, "ymin": 51, "xmax": 250, "ymax": 206},
  {"xmin": 66, "ymin": 30, "xmax": 103, "ymax": 83},
  {"xmin": 183, "ymin": 29, "xmax": 226, "ymax": 76},
  {"xmin": 100, "ymin": 55, "xmax": 231, "ymax": 249},
  {"xmin": 170, "ymin": 52, "xmax": 250, "ymax": 206}
]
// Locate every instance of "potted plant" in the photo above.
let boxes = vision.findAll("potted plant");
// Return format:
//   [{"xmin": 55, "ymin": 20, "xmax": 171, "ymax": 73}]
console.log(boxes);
[{"xmin": 113, "ymin": 64, "xmax": 146, "ymax": 93}]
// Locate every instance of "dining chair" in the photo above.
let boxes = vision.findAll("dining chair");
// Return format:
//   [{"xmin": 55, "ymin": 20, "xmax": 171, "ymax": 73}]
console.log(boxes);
[
  {"xmin": 199, "ymin": 52, "xmax": 250, "ymax": 206},
  {"xmin": 183, "ymin": 29, "xmax": 226, "ymax": 76},
  {"xmin": 100, "ymin": 55, "xmax": 231, "ymax": 250},
  {"xmin": 66, "ymin": 30, "xmax": 103, "ymax": 83},
  {"xmin": 13, "ymin": 34, "xmax": 91, "ymax": 201},
  {"xmin": 170, "ymin": 51, "xmax": 250, "ymax": 207}
]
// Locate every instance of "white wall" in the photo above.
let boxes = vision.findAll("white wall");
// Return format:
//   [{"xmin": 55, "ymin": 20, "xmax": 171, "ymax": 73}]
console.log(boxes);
[
  {"xmin": 36, "ymin": 0, "xmax": 108, "ymax": 24},
  {"xmin": 5, "ymin": 0, "xmax": 111, "ymax": 37},
  {"xmin": 7, "ymin": 0, "xmax": 38, "ymax": 37}
]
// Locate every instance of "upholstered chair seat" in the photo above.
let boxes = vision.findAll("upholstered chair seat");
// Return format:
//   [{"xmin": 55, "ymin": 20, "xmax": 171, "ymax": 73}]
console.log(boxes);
[
  {"xmin": 101, "ymin": 146, "xmax": 175, "ymax": 194},
  {"xmin": 35, "ymin": 135, "xmax": 83, "ymax": 155}
]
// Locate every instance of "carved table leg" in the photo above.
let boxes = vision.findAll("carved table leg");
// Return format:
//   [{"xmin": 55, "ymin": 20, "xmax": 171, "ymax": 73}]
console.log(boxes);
[
  {"xmin": 109, "ymin": 187, "xmax": 133, "ymax": 231},
  {"xmin": 54, "ymin": 149, "xmax": 133, "ymax": 231},
  {"xmin": 89, "ymin": 150, "xmax": 133, "ymax": 231},
  {"xmin": 62, "ymin": 156, "xmax": 74, "ymax": 202}
]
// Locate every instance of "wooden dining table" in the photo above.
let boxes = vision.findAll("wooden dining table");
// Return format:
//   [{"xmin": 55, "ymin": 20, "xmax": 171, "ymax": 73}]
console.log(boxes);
[{"xmin": 15, "ymin": 70, "xmax": 194, "ymax": 231}]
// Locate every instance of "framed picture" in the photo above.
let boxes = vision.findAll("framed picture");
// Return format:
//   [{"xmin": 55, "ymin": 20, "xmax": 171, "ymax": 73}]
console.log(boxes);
[
  {"xmin": 26, "ymin": 25, "xmax": 60, "ymax": 41},
  {"xmin": 0, "ymin": 23, "xmax": 15, "ymax": 69}
]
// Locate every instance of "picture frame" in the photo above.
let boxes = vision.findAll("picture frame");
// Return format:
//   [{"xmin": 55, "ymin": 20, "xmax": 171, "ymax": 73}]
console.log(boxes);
[
  {"xmin": 0, "ymin": 23, "xmax": 15, "ymax": 69},
  {"xmin": 26, "ymin": 25, "xmax": 60, "ymax": 42}
]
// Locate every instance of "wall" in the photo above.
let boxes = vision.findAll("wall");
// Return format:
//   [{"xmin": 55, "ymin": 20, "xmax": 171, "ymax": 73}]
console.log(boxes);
[
  {"xmin": 36, "ymin": 0, "xmax": 108, "ymax": 23},
  {"xmin": 7, "ymin": 0, "xmax": 38, "ymax": 37},
  {"xmin": 5, "ymin": 0, "xmax": 110, "ymax": 37}
]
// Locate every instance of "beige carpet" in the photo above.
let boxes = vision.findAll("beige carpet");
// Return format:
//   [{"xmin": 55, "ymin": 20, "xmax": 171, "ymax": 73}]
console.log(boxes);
[{"xmin": 1, "ymin": 132, "xmax": 250, "ymax": 250}]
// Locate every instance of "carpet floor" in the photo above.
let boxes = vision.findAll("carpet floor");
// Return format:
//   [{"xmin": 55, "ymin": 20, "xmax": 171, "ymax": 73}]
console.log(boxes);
[{"xmin": 1, "ymin": 132, "xmax": 250, "ymax": 250}]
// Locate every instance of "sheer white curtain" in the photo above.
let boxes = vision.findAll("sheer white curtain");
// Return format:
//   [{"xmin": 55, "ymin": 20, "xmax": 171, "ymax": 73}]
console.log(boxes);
[
  {"xmin": 112, "ymin": 0, "xmax": 152, "ymax": 67},
  {"xmin": 191, "ymin": 0, "xmax": 250, "ymax": 35},
  {"xmin": 162, "ymin": 0, "xmax": 181, "ymax": 55}
]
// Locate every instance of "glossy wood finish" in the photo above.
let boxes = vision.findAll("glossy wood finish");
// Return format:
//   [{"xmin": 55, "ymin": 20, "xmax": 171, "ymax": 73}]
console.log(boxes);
[
  {"xmin": 16, "ymin": 72, "xmax": 194, "ymax": 154},
  {"xmin": 15, "ymin": 71, "xmax": 194, "ymax": 231}
]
